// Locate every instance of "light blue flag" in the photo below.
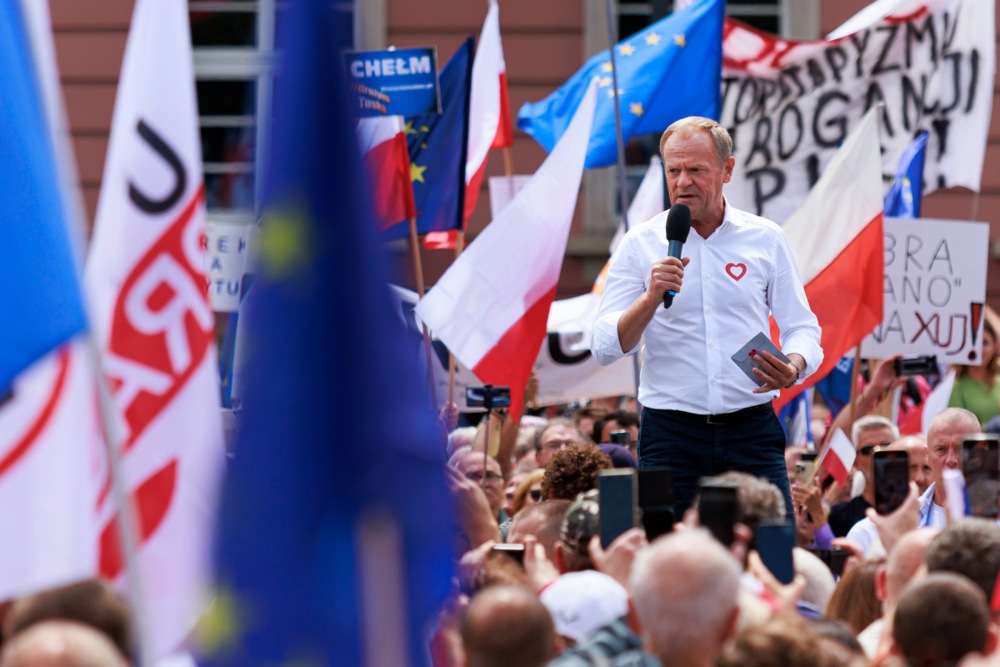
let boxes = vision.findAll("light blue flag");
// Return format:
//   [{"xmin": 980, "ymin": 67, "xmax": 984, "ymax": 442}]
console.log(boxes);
[
  {"xmin": 517, "ymin": 0, "xmax": 724, "ymax": 168},
  {"xmin": 0, "ymin": 3, "xmax": 87, "ymax": 393},
  {"xmin": 884, "ymin": 131, "xmax": 928, "ymax": 218}
]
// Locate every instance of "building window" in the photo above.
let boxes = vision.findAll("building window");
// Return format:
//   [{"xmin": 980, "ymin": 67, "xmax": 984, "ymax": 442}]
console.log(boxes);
[{"xmin": 189, "ymin": 1, "xmax": 269, "ymax": 217}]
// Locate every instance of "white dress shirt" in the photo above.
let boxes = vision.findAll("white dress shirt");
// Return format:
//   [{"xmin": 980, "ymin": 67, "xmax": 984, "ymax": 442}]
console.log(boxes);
[{"xmin": 591, "ymin": 201, "xmax": 822, "ymax": 414}]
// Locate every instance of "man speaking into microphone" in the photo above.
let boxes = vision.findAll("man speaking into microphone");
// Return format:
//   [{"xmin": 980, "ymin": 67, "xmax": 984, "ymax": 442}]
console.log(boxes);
[{"xmin": 591, "ymin": 117, "xmax": 822, "ymax": 520}]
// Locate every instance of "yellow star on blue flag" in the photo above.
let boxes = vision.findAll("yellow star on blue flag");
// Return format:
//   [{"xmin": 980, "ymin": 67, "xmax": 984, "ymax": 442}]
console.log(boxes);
[{"xmin": 517, "ymin": 0, "xmax": 724, "ymax": 168}]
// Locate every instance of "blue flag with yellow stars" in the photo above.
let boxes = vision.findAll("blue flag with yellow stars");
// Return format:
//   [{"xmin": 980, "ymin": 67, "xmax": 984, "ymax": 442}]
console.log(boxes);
[
  {"xmin": 199, "ymin": 0, "xmax": 454, "ymax": 665},
  {"xmin": 383, "ymin": 38, "xmax": 472, "ymax": 240},
  {"xmin": 884, "ymin": 130, "xmax": 928, "ymax": 218},
  {"xmin": 517, "ymin": 0, "xmax": 724, "ymax": 169}
]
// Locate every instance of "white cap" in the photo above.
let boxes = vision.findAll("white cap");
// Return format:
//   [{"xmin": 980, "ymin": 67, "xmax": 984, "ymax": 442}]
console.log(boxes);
[{"xmin": 539, "ymin": 571, "xmax": 629, "ymax": 644}]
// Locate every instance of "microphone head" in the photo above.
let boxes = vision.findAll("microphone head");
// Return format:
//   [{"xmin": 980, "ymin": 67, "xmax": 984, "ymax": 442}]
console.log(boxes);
[{"xmin": 666, "ymin": 204, "xmax": 691, "ymax": 243}]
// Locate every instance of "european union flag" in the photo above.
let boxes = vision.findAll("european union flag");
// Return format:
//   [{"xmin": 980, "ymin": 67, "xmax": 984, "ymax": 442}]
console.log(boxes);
[
  {"xmin": 384, "ymin": 39, "xmax": 472, "ymax": 240},
  {"xmin": 884, "ymin": 130, "xmax": 928, "ymax": 218},
  {"xmin": 203, "ymin": 1, "xmax": 454, "ymax": 665},
  {"xmin": 0, "ymin": 3, "xmax": 87, "ymax": 392},
  {"xmin": 517, "ymin": 0, "xmax": 724, "ymax": 168}
]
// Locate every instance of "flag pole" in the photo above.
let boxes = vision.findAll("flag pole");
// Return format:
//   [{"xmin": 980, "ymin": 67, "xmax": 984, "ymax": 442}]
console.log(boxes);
[
  {"xmin": 603, "ymin": 0, "xmax": 642, "ymax": 400},
  {"xmin": 848, "ymin": 344, "xmax": 863, "ymax": 427},
  {"xmin": 87, "ymin": 345, "xmax": 156, "ymax": 667},
  {"xmin": 446, "ymin": 228, "xmax": 467, "ymax": 409},
  {"xmin": 408, "ymin": 217, "xmax": 438, "ymax": 401}
]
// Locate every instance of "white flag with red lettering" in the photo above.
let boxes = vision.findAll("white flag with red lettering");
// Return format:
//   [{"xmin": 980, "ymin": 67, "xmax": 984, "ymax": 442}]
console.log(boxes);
[{"xmin": 85, "ymin": 0, "xmax": 225, "ymax": 659}]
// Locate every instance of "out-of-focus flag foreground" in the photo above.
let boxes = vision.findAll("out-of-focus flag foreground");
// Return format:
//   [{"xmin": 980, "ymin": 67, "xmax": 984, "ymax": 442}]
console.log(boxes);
[{"xmin": 201, "ymin": 0, "xmax": 454, "ymax": 665}]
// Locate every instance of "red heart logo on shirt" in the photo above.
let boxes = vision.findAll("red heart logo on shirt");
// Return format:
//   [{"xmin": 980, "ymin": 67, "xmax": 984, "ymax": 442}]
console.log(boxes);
[{"xmin": 726, "ymin": 263, "xmax": 747, "ymax": 281}]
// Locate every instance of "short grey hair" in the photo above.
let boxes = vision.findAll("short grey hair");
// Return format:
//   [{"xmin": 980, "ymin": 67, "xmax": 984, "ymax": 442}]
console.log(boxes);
[
  {"xmin": 630, "ymin": 529, "xmax": 740, "ymax": 657},
  {"xmin": 659, "ymin": 116, "xmax": 732, "ymax": 166},
  {"xmin": 851, "ymin": 415, "xmax": 898, "ymax": 447}
]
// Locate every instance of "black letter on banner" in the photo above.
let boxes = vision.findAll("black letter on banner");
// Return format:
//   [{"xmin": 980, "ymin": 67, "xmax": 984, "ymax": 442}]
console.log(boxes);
[
  {"xmin": 777, "ymin": 104, "xmax": 804, "ymax": 160},
  {"xmin": 734, "ymin": 78, "xmax": 760, "ymax": 124},
  {"xmin": 811, "ymin": 91, "xmax": 849, "ymax": 147},
  {"xmin": 904, "ymin": 14, "xmax": 938, "ymax": 68},
  {"xmin": 547, "ymin": 333, "xmax": 591, "ymax": 365},
  {"xmin": 745, "ymin": 118, "xmax": 773, "ymax": 169},
  {"xmin": 128, "ymin": 120, "xmax": 187, "ymax": 214},
  {"xmin": 850, "ymin": 30, "xmax": 871, "ymax": 78},
  {"xmin": 965, "ymin": 49, "xmax": 980, "ymax": 113},
  {"xmin": 744, "ymin": 166, "xmax": 785, "ymax": 216},
  {"xmin": 824, "ymin": 45, "xmax": 849, "ymax": 83},
  {"xmin": 872, "ymin": 25, "xmax": 901, "ymax": 74}
]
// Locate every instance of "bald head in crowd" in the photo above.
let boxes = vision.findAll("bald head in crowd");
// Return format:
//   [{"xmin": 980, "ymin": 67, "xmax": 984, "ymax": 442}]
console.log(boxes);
[
  {"xmin": 630, "ymin": 529, "xmax": 741, "ymax": 667},
  {"xmin": 0, "ymin": 621, "xmax": 128, "ymax": 667},
  {"xmin": 892, "ymin": 572, "xmax": 991, "ymax": 665},
  {"xmin": 461, "ymin": 585, "xmax": 559, "ymax": 667}
]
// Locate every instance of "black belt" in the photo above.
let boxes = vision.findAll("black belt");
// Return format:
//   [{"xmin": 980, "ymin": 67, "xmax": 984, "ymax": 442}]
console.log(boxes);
[{"xmin": 664, "ymin": 402, "xmax": 773, "ymax": 426}]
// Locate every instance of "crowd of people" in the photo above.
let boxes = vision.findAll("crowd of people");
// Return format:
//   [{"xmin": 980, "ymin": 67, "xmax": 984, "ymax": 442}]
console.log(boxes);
[{"xmin": 434, "ymin": 383, "xmax": 1000, "ymax": 667}]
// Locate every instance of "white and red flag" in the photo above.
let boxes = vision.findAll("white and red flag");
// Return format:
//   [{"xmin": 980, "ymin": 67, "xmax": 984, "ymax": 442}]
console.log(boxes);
[
  {"xmin": 424, "ymin": 0, "xmax": 512, "ymax": 250},
  {"xmin": 85, "ymin": 0, "xmax": 225, "ymax": 659},
  {"xmin": 773, "ymin": 108, "xmax": 884, "ymax": 412},
  {"xmin": 416, "ymin": 79, "xmax": 597, "ymax": 420},
  {"xmin": 357, "ymin": 115, "xmax": 415, "ymax": 232},
  {"xmin": 819, "ymin": 429, "xmax": 857, "ymax": 486}
]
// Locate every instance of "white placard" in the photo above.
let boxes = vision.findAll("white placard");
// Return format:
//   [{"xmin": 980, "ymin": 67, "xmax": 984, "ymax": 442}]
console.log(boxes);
[
  {"xmin": 206, "ymin": 221, "xmax": 253, "ymax": 312},
  {"xmin": 861, "ymin": 217, "xmax": 989, "ymax": 364}
]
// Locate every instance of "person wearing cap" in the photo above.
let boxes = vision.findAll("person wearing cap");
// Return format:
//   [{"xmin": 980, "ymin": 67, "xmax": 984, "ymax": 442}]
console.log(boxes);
[
  {"xmin": 540, "ymin": 571, "xmax": 630, "ymax": 648},
  {"xmin": 591, "ymin": 116, "xmax": 821, "ymax": 522}
]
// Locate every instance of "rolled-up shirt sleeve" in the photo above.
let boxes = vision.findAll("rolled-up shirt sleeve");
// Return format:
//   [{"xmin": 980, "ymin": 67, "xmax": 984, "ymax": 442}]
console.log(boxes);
[
  {"xmin": 770, "ymin": 230, "xmax": 823, "ymax": 381},
  {"xmin": 591, "ymin": 233, "xmax": 645, "ymax": 366}
]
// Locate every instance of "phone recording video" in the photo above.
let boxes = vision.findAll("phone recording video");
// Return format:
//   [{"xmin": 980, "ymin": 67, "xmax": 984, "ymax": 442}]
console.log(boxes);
[
  {"xmin": 962, "ymin": 435, "xmax": 1000, "ymax": 518},
  {"xmin": 638, "ymin": 467, "xmax": 674, "ymax": 541},
  {"xmin": 756, "ymin": 521, "xmax": 796, "ymax": 584},
  {"xmin": 698, "ymin": 481, "xmax": 738, "ymax": 547},
  {"xmin": 598, "ymin": 469, "xmax": 638, "ymax": 548},
  {"xmin": 874, "ymin": 450, "xmax": 910, "ymax": 515}
]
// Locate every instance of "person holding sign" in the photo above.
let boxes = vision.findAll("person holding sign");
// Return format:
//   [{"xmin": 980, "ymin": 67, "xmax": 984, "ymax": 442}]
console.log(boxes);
[
  {"xmin": 949, "ymin": 320, "xmax": 1000, "ymax": 428},
  {"xmin": 591, "ymin": 116, "xmax": 822, "ymax": 520}
]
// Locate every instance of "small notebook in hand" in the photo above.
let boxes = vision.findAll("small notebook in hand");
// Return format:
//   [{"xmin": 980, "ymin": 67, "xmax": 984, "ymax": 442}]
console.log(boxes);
[{"xmin": 731, "ymin": 332, "xmax": 790, "ymax": 387}]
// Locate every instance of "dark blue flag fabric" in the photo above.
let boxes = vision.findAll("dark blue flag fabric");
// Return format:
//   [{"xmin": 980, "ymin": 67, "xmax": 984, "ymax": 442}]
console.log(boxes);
[
  {"xmin": 202, "ymin": 1, "xmax": 454, "ymax": 665},
  {"xmin": 884, "ymin": 130, "xmax": 928, "ymax": 218},
  {"xmin": 814, "ymin": 356, "xmax": 855, "ymax": 420},
  {"xmin": 517, "ymin": 0, "xmax": 724, "ymax": 168},
  {"xmin": 383, "ymin": 39, "xmax": 472, "ymax": 241},
  {"xmin": 0, "ymin": 3, "xmax": 87, "ymax": 392}
]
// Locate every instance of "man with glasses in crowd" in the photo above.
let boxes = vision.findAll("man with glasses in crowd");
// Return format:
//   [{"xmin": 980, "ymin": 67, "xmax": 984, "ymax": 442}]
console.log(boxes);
[
  {"xmin": 828, "ymin": 415, "xmax": 898, "ymax": 536},
  {"xmin": 534, "ymin": 419, "xmax": 588, "ymax": 468}
]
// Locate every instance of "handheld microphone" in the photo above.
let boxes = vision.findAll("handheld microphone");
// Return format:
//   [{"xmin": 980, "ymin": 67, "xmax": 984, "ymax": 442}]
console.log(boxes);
[{"xmin": 663, "ymin": 203, "xmax": 691, "ymax": 309}]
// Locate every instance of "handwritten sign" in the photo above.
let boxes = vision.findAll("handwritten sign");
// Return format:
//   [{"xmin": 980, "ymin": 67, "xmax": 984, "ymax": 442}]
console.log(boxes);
[{"xmin": 861, "ymin": 217, "xmax": 989, "ymax": 364}]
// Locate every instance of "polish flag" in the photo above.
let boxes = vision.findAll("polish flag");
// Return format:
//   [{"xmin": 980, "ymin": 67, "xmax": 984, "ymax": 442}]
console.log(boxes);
[
  {"xmin": 424, "ymin": 0, "xmax": 512, "ymax": 250},
  {"xmin": 819, "ymin": 429, "xmax": 857, "ymax": 486},
  {"xmin": 416, "ymin": 80, "xmax": 598, "ymax": 420},
  {"xmin": 773, "ymin": 108, "xmax": 884, "ymax": 412},
  {"xmin": 357, "ymin": 115, "xmax": 415, "ymax": 232},
  {"xmin": 85, "ymin": 0, "xmax": 225, "ymax": 659}
]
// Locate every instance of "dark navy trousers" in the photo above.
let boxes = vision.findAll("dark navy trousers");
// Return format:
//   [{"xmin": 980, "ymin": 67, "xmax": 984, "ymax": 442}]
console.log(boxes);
[{"xmin": 638, "ymin": 404, "xmax": 794, "ymax": 523}]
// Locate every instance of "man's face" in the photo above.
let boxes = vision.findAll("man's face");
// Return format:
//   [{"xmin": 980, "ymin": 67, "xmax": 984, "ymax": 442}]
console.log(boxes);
[
  {"xmin": 855, "ymin": 427, "xmax": 895, "ymax": 482},
  {"xmin": 928, "ymin": 419, "xmax": 981, "ymax": 487},
  {"xmin": 662, "ymin": 129, "xmax": 733, "ymax": 226},
  {"xmin": 901, "ymin": 440, "xmax": 933, "ymax": 493},
  {"xmin": 537, "ymin": 424, "xmax": 582, "ymax": 467},
  {"xmin": 455, "ymin": 454, "xmax": 504, "ymax": 515}
]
